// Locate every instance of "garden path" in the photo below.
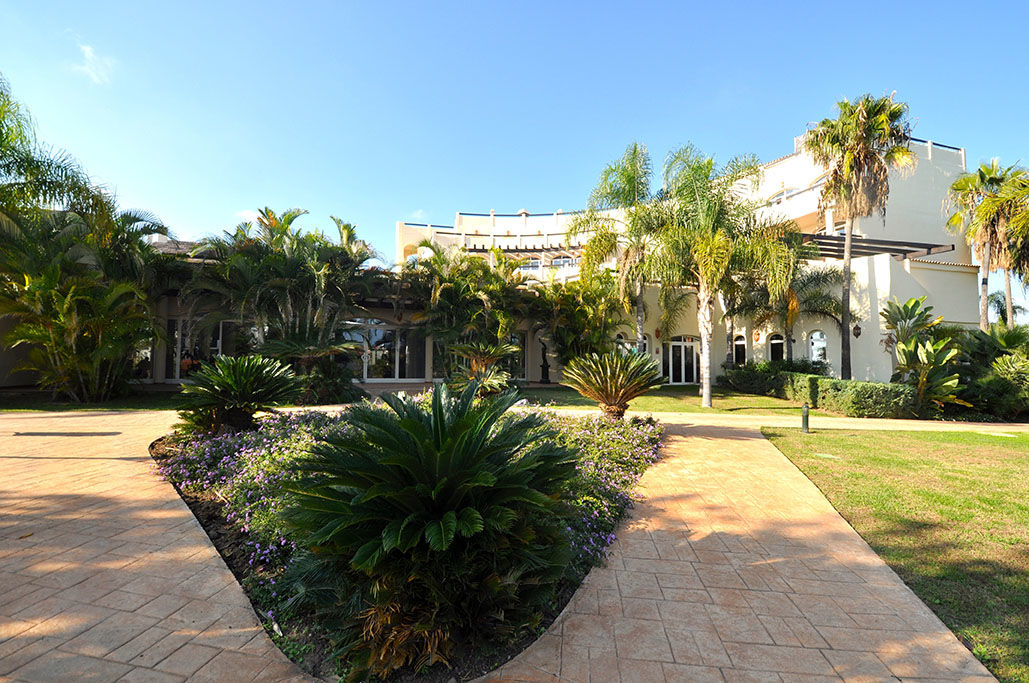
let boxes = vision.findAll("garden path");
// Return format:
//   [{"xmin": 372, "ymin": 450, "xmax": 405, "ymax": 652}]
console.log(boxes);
[
  {"xmin": 486, "ymin": 418, "xmax": 996, "ymax": 682},
  {"xmin": 0, "ymin": 410, "xmax": 314, "ymax": 683}
]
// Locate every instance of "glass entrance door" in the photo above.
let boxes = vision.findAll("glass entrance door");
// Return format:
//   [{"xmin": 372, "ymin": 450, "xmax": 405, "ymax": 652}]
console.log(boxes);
[{"xmin": 663, "ymin": 339, "xmax": 698, "ymax": 384}]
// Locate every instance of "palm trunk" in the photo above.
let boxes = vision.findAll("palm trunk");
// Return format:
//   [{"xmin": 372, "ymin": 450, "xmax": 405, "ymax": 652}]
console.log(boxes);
[
  {"xmin": 1005, "ymin": 267, "xmax": 1014, "ymax": 327},
  {"xmin": 698, "ymin": 281, "xmax": 714, "ymax": 408},
  {"xmin": 636, "ymin": 277, "xmax": 646, "ymax": 354},
  {"xmin": 980, "ymin": 243, "xmax": 991, "ymax": 331},
  {"xmin": 786, "ymin": 325, "xmax": 794, "ymax": 362},
  {"xmin": 719, "ymin": 293, "xmax": 734, "ymax": 369},
  {"xmin": 840, "ymin": 217, "xmax": 853, "ymax": 379}
]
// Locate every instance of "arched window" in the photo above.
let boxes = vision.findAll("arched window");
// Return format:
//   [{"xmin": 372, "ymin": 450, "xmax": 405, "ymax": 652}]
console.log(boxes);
[
  {"xmin": 809, "ymin": 330, "xmax": 828, "ymax": 363},
  {"xmin": 768, "ymin": 188, "xmax": 799, "ymax": 204},
  {"xmin": 615, "ymin": 333, "xmax": 647, "ymax": 354},
  {"xmin": 769, "ymin": 334, "xmax": 784, "ymax": 362},
  {"xmin": 733, "ymin": 335, "xmax": 747, "ymax": 366}
]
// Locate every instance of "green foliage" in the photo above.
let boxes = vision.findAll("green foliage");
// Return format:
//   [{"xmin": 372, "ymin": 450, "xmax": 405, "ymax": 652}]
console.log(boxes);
[
  {"xmin": 894, "ymin": 337, "xmax": 970, "ymax": 412},
  {"xmin": 449, "ymin": 341, "xmax": 519, "ymax": 395},
  {"xmin": 0, "ymin": 270, "xmax": 157, "ymax": 402},
  {"xmin": 259, "ymin": 336, "xmax": 367, "ymax": 405},
  {"xmin": 530, "ymin": 271, "xmax": 626, "ymax": 365},
  {"xmin": 880, "ymin": 296, "xmax": 942, "ymax": 353},
  {"xmin": 284, "ymin": 385, "xmax": 578, "ymax": 679},
  {"xmin": 561, "ymin": 352, "xmax": 663, "ymax": 419},
  {"xmin": 186, "ymin": 210, "xmax": 381, "ymax": 350},
  {"xmin": 722, "ymin": 363, "xmax": 917, "ymax": 418},
  {"xmin": 178, "ymin": 354, "xmax": 303, "ymax": 432},
  {"xmin": 815, "ymin": 378, "xmax": 918, "ymax": 418}
]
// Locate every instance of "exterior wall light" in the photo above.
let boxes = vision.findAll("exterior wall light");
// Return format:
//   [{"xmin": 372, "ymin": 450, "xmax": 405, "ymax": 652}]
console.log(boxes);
[
  {"xmin": 853, "ymin": 324, "xmax": 862, "ymax": 338},
  {"xmin": 753, "ymin": 330, "xmax": 761, "ymax": 343}
]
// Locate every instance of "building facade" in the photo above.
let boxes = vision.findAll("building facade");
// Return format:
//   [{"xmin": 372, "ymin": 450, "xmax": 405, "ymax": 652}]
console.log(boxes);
[{"xmin": 395, "ymin": 137, "xmax": 979, "ymax": 384}]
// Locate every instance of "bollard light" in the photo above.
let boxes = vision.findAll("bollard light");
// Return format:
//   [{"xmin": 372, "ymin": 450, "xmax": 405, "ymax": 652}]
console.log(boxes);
[{"xmin": 802, "ymin": 403, "xmax": 810, "ymax": 433}]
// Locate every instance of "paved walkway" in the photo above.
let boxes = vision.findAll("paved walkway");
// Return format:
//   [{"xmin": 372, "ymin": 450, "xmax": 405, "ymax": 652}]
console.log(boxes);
[
  {"xmin": 487, "ymin": 419, "xmax": 996, "ymax": 682},
  {"xmin": 0, "ymin": 410, "xmax": 312, "ymax": 682}
]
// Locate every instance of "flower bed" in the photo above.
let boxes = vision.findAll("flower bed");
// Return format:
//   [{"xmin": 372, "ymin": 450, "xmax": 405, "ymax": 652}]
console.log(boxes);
[{"xmin": 155, "ymin": 401, "xmax": 663, "ymax": 679}]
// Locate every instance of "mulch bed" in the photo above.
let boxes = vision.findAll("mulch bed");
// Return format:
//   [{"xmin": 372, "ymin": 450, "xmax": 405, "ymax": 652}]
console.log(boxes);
[{"xmin": 149, "ymin": 434, "xmax": 578, "ymax": 682}]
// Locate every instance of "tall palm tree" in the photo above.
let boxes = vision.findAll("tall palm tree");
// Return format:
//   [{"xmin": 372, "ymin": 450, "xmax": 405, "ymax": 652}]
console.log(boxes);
[
  {"xmin": 654, "ymin": 146, "xmax": 795, "ymax": 408},
  {"xmin": 728, "ymin": 266, "xmax": 848, "ymax": 361},
  {"xmin": 958, "ymin": 163, "xmax": 1029, "ymax": 328},
  {"xmin": 946, "ymin": 160, "xmax": 1024, "ymax": 330},
  {"xmin": 987, "ymin": 290, "xmax": 1027, "ymax": 326},
  {"xmin": 804, "ymin": 93, "xmax": 916, "ymax": 378},
  {"xmin": 569, "ymin": 142, "xmax": 665, "ymax": 353}
]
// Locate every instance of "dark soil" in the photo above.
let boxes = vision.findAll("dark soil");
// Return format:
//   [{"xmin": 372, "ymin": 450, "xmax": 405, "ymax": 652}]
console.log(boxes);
[{"xmin": 149, "ymin": 435, "xmax": 580, "ymax": 682}]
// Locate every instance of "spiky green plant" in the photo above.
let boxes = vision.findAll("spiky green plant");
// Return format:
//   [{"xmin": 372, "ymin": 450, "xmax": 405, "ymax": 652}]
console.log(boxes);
[
  {"xmin": 561, "ymin": 351, "xmax": 662, "ymax": 419},
  {"xmin": 178, "ymin": 354, "xmax": 302, "ymax": 431},
  {"xmin": 449, "ymin": 341, "xmax": 519, "ymax": 395},
  {"xmin": 284, "ymin": 384, "xmax": 577, "ymax": 679}
]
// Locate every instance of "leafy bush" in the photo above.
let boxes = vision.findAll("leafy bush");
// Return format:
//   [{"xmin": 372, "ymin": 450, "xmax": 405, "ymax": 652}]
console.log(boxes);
[
  {"xmin": 815, "ymin": 377, "xmax": 917, "ymax": 418},
  {"xmin": 722, "ymin": 363, "xmax": 916, "ymax": 418},
  {"xmin": 285, "ymin": 385, "xmax": 577, "ymax": 678},
  {"xmin": 178, "ymin": 354, "xmax": 303, "ymax": 432},
  {"xmin": 893, "ymin": 337, "xmax": 970, "ymax": 413},
  {"xmin": 561, "ymin": 351, "xmax": 663, "ymax": 419}
]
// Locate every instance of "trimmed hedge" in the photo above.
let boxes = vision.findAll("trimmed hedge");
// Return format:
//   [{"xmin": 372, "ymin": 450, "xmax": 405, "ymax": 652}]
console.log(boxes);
[{"xmin": 720, "ymin": 365, "xmax": 916, "ymax": 418}]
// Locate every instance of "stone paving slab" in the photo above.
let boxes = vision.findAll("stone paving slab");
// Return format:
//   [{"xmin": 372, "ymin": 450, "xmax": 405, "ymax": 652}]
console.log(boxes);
[
  {"xmin": 485, "ymin": 421, "xmax": 996, "ymax": 682},
  {"xmin": 0, "ymin": 410, "xmax": 314, "ymax": 682}
]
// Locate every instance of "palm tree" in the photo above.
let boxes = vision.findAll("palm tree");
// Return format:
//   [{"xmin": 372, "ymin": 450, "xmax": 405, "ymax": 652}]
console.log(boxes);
[
  {"xmin": 569, "ymin": 142, "xmax": 665, "ymax": 353},
  {"xmin": 654, "ymin": 146, "xmax": 795, "ymax": 408},
  {"xmin": 804, "ymin": 93, "xmax": 916, "ymax": 378},
  {"xmin": 946, "ymin": 160, "xmax": 1025, "ymax": 330},
  {"xmin": 987, "ymin": 290, "xmax": 1027, "ymax": 326},
  {"xmin": 728, "ymin": 266, "xmax": 848, "ymax": 361}
]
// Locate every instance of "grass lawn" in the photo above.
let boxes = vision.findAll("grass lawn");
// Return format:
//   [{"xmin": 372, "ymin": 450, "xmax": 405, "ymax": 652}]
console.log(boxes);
[
  {"xmin": 522, "ymin": 384, "xmax": 830, "ymax": 416},
  {"xmin": 0, "ymin": 390, "xmax": 186, "ymax": 412},
  {"xmin": 764, "ymin": 427, "xmax": 1029, "ymax": 682}
]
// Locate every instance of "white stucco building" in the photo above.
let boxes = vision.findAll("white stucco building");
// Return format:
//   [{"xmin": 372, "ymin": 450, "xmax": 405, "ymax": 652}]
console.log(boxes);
[{"xmin": 391, "ymin": 136, "xmax": 978, "ymax": 386}]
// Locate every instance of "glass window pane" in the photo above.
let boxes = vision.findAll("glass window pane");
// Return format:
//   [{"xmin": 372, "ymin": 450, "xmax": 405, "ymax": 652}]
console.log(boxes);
[{"xmin": 366, "ymin": 328, "xmax": 396, "ymax": 378}]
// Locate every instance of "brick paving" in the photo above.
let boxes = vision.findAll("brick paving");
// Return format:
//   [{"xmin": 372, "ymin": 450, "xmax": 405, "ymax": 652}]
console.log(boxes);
[
  {"xmin": 0, "ymin": 410, "xmax": 313, "ymax": 682},
  {"xmin": 486, "ymin": 421, "xmax": 996, "ymax": 682}
]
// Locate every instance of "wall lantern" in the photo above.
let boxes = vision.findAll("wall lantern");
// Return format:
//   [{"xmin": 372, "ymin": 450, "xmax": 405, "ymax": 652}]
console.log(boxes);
[
  {"xmin": 753, "ymin": 330, "xmax": 761, "ymax": 343},
  {"xmin": 853, "ymin": 324, "xmax": 862, "ymax": 338},
  {"xmin": 655, "ymin": 328, "xmax": 661, "ymax": 339}
]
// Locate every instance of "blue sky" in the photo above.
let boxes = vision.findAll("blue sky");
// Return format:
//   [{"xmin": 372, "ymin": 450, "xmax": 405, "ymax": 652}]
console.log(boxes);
[{"xmin": 2, "ymin": 0, "xmax": 1029, "ymax": 287}]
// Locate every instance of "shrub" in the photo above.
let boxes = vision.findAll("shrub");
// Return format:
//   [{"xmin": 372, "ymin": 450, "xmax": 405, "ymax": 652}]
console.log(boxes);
[
  {"xmin": 284, "ymin": 385, "xmax": 578, "ymax": 678},
  {"xmin": 178, "ymin": 354, "xmax": 303, "ymax": 432},
  {"xmin": 449, "ymin": 341, "xmax": 519, "ymax": 396},
  {"xmin": 561, "ymin": 351, "xmax": 663, "ymax": 419},
  {"xmin": 815, "ymin": 377, "xmax": 917, "ymax": 418}
]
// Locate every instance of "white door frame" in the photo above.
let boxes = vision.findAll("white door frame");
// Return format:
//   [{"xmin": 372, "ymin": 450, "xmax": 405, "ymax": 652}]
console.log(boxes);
[{"xmin": 665, "ymin": 338, "xmax": 698, "ymax": 384}]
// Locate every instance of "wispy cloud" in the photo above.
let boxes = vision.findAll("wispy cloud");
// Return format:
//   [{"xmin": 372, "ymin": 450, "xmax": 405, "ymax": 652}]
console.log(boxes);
[
  {"xmin": 71, "ymin": 43, "xmax": 115, "ymax": 85},
  {"xmin": 235, "ymin": 209, "xmax": 260, "ymax": 223},
  {"xmin": 408, "ymin": 209, "xmax": 427, "ymax": 221}
]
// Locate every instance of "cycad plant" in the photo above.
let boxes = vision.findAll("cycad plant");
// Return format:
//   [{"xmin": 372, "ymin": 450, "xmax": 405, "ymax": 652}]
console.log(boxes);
[
  {"xmin": 285, "ymin": 384, "xmax": 577, "ymax": 679},
  {"xmin": 449, "ymin": 340, "xmax": 519, "ymax": 395},
  {"xmin": 178, "ymin": 354, "xmax": 302, "ymax": 432},
  {"xmin": 561, "ymin": 351, "xmax": 663, "ymax": 419}
]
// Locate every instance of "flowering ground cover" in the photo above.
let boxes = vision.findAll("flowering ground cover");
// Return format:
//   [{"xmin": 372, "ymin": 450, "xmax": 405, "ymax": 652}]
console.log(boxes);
[{"xmin": 154, "ymin": 398, "xmax": 663, "ymax": 680}]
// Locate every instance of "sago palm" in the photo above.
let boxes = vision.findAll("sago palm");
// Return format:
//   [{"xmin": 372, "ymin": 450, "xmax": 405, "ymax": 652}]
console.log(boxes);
[
  {"xmin": 561, "ymin": 351, "xmax": 662, "ymax": 419},
  {"xmin": 805, "ymin": 93, "xmax": 916, "ymax": 378},
  {"xmin": 285, "ymin": 384, "xmax": 577, "ymax": 678}
]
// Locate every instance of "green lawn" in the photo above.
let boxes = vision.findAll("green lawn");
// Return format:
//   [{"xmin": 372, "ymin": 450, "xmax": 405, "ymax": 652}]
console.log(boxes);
[
  {"xmin": 764, "ymin": 428, "xmax": 1029, "ymax": 682},
  {"xmin": 522, "ymin": 384, "xmax": 830, "ymax": 416},
  {"xmin": 0, "ymin": 390, "xmax": 186, "ymax": 412}
]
